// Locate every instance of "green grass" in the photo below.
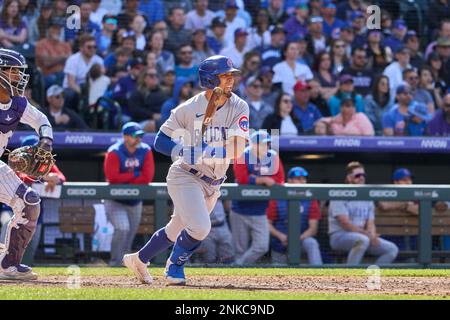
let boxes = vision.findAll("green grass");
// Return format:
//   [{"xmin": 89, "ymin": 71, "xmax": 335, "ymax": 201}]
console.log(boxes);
[{"xmin": 0, "ymin": 267, "xmax": 448, "ymax": 300}]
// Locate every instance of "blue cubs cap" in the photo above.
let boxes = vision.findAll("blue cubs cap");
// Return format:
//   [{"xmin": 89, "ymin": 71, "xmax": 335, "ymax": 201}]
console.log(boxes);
[
  {"xmin": 396, "ymin": 83, "xmax": 412, "ymax": 95},
  {"xmin": 288, "ymin": 167, "xmax": 309, "ymax": 178},
  {"xmin": 234, "ymin": 28, "xmax": 248, "ymax": 38},
  {"xmin": 393, "ymin": 19, "xmax": 407, "ymax": 30},
  {"xmin": 296, "ymin": 0, "xmax": 309, "ymax": 9},
  {"xmin": 393, "ymin": 168, "xmax": 413, "ymax": 181},
  {"xmin": 225, "ymin": 0, "xmax": 239, "ymax": 9},
  {"xmin": 250, "ymin": 130, "xmax": 271, "ymax": 144},
  {"xmin": 408, "ymin": 102, "xmax": 432, "ymax": 122},
  {"xmin": 350, "ymin": 11, "xmax": 364, "ymax": 21},
  {"xmin": 21, "ymin": 135, "xmax": 39, "ymax": 147},
  {"xmin": 122, "ymin": 122, "xmax": 144, "ymax": 137}
]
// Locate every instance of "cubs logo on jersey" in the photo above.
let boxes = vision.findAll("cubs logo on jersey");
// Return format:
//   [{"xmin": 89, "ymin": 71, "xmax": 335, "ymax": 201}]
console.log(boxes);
[
  {"xmin": 125, "ymin": 158, "xmax": 140, "ymax": 169},
  {"xmin": 238, "ymin": 116, "xmax": 249, "ymax": 132}
]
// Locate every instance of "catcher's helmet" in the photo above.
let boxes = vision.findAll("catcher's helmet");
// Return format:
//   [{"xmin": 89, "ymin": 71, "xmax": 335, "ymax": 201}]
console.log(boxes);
[
  {"xmin": 0, "ymin": 48, "xmax": 30, "ymax": 97},
  {"xmin": 198, "ymin": 55, "xmax": 240, "ymax": 89}
]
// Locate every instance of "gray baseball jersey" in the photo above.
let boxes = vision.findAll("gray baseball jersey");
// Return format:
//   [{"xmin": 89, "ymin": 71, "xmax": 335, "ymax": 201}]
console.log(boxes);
[
  {"xmin": 328, "ymin": 200, "xmax": 375, "ymax": 234},
  {"xmin": 160, "ymin": 91, "xmax": 250, "ymax": 179}
]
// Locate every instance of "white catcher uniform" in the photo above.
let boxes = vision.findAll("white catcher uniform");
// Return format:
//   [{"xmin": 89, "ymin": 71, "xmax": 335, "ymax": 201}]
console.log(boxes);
[{"xmin": 160, "ymin": 91, "xmax": 250, "ymax": 241}]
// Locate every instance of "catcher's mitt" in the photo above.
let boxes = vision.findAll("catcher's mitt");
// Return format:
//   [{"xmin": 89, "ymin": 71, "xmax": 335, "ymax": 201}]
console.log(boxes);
[{"xmin": 8, "ymin": 145, "xmax": 56, "ymax": 178}]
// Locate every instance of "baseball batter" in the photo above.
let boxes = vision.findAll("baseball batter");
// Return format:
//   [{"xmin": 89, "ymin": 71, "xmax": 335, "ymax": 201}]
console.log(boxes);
[
  {"xmin": 124, "ymin": 55, "xmax": 249, "ymax": 285},
  {"xmin": 0, "ymin": 49, "xmax": 54, "ymax": 280}
]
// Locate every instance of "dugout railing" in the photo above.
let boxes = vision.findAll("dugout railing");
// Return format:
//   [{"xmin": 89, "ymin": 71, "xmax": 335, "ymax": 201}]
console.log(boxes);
[{"xmin": 55, "ymin": 182, "xmax": 450, "ymax": 268}]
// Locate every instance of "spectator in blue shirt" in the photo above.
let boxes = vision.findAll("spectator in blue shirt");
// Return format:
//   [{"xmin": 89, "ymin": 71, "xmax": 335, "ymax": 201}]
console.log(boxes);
[
  {"xmin": 405, "ymin": 102, "xmax": 432, "ymax": 136},
  {"xmin": 328, "ymin": 74, "xmax": 364, "ymax": 116},
  {"xmin": 207, "ymin": 17, "xmax": 227, "ymax": 54},
  {"xmin": 283, "ymin": 0, "xmax": 309, "ymax": 42},
  {"xmin": 174, "ymin": 44, "xmax": 199, "ymax": 83},
  {"xmin": 259, "ymin": 26, "xmax": 286, "ymax": 68},
  {"xmin": 65, "ymin": 1, "xmax": 100, "ymax": 45},
  {"xmin": 158, "ymin": 77, "xmax": 194, "ymax": 128},
  {"xmin": 321, "ymin": 1, "xmax": 346, "ymax": 38},
  {"xmin": 292, "ymin": 80, "xmax": 323, "ymax": 134},
  {"xmin": 138, "ymin": 0, "xmax": 165, "ymax": 26},
  {"xmin": 383, "ymin": 19, "xmax": 408, "ymax": 54},
  {"xmin": 382, "ymin": 84, "xmax": 414, "ymax": 136}
]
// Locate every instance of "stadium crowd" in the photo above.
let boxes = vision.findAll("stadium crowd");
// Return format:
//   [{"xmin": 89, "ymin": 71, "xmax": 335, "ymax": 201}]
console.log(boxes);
[{"xmin": 2, "ymin": 0, "xmax": 449, "ymax": 136}]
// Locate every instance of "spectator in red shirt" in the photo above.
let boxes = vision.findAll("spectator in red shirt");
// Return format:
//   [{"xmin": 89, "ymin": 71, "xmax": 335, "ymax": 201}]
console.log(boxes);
[
  {"xmin": 230, "ymin": 130, "xmax": 285, "ymax": 265},
  {"xmin": 103, "ymin": 122, "xmax": 155, "ymax": 266},
  {"xmin": 267, "ymin": 166, "xmax": 323, "ymax": 265}
]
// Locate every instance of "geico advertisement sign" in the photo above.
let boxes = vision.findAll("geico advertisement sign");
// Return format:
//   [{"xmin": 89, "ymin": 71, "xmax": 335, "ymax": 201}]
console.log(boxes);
[
  {"xmin": 328, "ymin": 190, "xmax": 358, "ymax": 198},
  {"xmin": 369, "ymin": 190, "xmax": 398, "ymax": 198},
  {"xmin": 110, "ymin": 189, "xmax": 140, "ymax": 196},
  {"xmin": 67, "ymin": 188, "xmax": 97, "ymax": 196},
  {"xmin": 241, "ymin": 189, "xmax": 271, "ymax": 197}
]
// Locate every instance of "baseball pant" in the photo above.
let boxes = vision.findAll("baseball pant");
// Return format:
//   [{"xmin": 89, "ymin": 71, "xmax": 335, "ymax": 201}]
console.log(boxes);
[
  {"xmin": 330, "ymin": 231, "xmax": 399, "ymax": 265},
  {"xmin": 165, "ymin": 166, "xmax": 220, "ymax": 242},
  {"xmin": 104, "ymin": 200, "xmax": 142, "ymax": 266},
  {"xmin": 271, "ymin": 237, "xmax": 323, "ymax": 265},
  {"xmin": 199, "ymin": 224, "xmax": 234, "ymax": 263},
  {"xmin": 229, "ymin": 210, "xmax": 269, "ymax": 265}
]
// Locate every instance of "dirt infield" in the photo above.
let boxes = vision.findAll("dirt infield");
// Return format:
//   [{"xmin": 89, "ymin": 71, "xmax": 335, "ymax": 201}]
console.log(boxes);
[{"xmin": 2, "ymin": 275, "xmax": 450, "ymax": 297}]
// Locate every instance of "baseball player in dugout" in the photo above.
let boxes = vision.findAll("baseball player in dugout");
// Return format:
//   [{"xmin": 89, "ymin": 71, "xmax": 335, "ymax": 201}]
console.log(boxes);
[
  {"xmin": 124, "ymin": 55, "xmax": 250, "ymax": 285},
  {"xmin": 0, "ymin": 48, "xmax": 54, "ymax": 280}
]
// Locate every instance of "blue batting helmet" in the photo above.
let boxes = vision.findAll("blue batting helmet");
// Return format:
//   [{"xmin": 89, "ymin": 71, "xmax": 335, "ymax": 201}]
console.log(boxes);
[
  {"xmin": 0, "ymin": 48, "xmax": 29, "ymax": 97},
  {"xmin": 198, "ymin": 55, "xmax": 240, "ymax": 89}
]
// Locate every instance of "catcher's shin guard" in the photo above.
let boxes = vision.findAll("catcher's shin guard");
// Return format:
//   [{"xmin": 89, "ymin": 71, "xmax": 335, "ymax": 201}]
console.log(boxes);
[{"xmin": 0, "ymin": 184, "xmax": 40, "ymax": 268}]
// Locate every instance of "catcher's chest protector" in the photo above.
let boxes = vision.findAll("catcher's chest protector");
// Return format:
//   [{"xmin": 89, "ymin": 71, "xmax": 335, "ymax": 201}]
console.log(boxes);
[{"xmin": 0, "ymin": 97, "xmax": 27, "ymax": 133}]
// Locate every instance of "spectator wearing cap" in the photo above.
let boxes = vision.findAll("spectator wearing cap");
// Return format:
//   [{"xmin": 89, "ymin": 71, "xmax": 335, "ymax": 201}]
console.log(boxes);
[
  {"xmin": 231, "ymin": 130, "xmax": 285, "ymax": 265},
  {"xmin": 328, "ymin": 161, "xmax": 399, "ymax": 265},
  {"xmin": 148, "ymin": 30, "xmax": 176, "ymax": 74},
  {"xmin": 425, "ymin": 19, "xmax": 450, "ymax": 60},
  {"xmin": 104, "ymin": 122, "xmax": 155, "ymax": 267},
  {"xmin": 35, "ymin": 18, "xmax": 72, "ymax": 88},
  {"xmin": 244, "ymin": 75, "xmax": 274, "ymax": 130},
  {"xmin": 165, "ymin": 6, "xmax": 192, "ymax": 54},
  {"xmin": 434, "ymin": 37, "xmax": 450, "ymax": 86},
  {"xmin": 112, "ymin": 57, "xmax": 144, "ymax": 123},
  {"xmin": 96, "ymin": 15, "xmax": 118, "ymax": 57},
  {"xmin": 315, "ymin": 97, "xmax": 374, "ymax": 136},
  {"xmin": 127, "ymin": 67, "xmax": 168, "ymax": 132},
  {"xmin": 43, "ymin": 85, "xmax": 89, "ymax": 131},
  {"xmin": 259, "ymin": 66, "xmax": 278, "ymax": 106},
  {"xmin": 246, "ymin": 8, "xmax": 271, "ymax": 51},
  {"xmin": 404, "ymin": 30, "xmax": 424, "ymax": 70},
  {"xmin": 64, "ymin": 1, "xmax": 101, "ymax": 45},
  {"xmin": 283, "ymin": 0, "xmax": 309, "ymax": 42},
  {"xmin": 349, "ymin": 10, "xmax": 366, "ymax": 48},
  {"xmin": 364, "ymin": 75, "xmax": 393, "ymax": 135},
  {"xmin": 158, "ymin": 77, "xmax": 194, "ymax": 127},
  {"xmin": 403, "ymin": 68, "xmax": 435, "ymax": 114},
  {"xmin": 305, "ymin": 16, "xmax": 329, "ymax": 56},
  {"xmin": 404, "ymin": 102, "xmax": 432, "ymax": 136},
  {"xmin": 27, "ymin": 0, "xmax": 55, "ymax": 45},
  {"xmin": 220, "ymin": 28, "xmax": 250, "ymax": 68},
  {"xmin": 222, "ymin": 0, "xmax": 247, "ymax": 48},
  {"xmin": 185, "ymin": 0, "xmax": 215, "ymax": 31},
  {"xmin": 272, "ymin": 41, "xmax": 314, "ymax": 96},
  {"xmin": 428, "ymin": 93, "xmax": 450, "ymax": 136},
  {"xmin": 259, "ymin": 26, "xmax": 286, "ymax": 68},
  {"xmin": 207, "ymin": 17, "xmax": 227, "ymax": 54},
  {"xmin": 382, "ymin": 84, "xmax": 415, "ymax": 136},
  {"xmin": 341, "ymin": 46, "xmax": 373, "ymax": 97},
  {"xmin": 262, "ymin": 92, "xmax": 303, "ymax": 135},
  {"xmin": 383, "ymin": 19, "xmax": 408, "ymax": 55},
  {"xmin": 291, "ymin": 80, "xmax": 323, "ymax": 133},
  {"xmin": 267, "ymin": 0, "xmax": 290, "ymax": 26},
  {"xmin": 321, "ymin": 1, "xmax": 346, "ymax": 39},
  {"xmin": 175, "ymin": 44, "xmax": 199, "ymax": 83},
  {"xmin": 267, "ymin": 166, "xmax": 323, "ymax": 265},
  {"xmin": 337, "ymin": 24, "xmax": 354, "ymax": 59},
  {"xmin": 63, "ymin": 34, "xmax": 104, "ymax": 111},
  {"xmin": 328, "ymin": 74, "xmax": 364, "ymax": 116},
  {"xmin": 366, "ymin": 29, "xmax": 392, "ymax": 74},
  {"xmin": 129, "ymin": 14, "xmax": 148, "ymax": 51},
  {"xmin": 116, "ymin": 0, "xmax": 145, "ymax": 31},
  {"xmin": 383, "ymin": 45, "xmax": 412, "ymax": 98},
  {"xmin": 191, "ymin": 28, "xmax": 214, "ymax": 66},
  {"xmin": 138, "ymin": 0, "xmax": 165, "ymax": 26}
]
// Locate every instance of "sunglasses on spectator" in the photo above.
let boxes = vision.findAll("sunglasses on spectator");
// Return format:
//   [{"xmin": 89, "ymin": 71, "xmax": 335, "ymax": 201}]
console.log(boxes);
[
  {"xmin": 86, "ymin": 45, "xmax": 97, "ymax": 49},
  {"xmin": 352, "ymin": 173, "xmax": 366, "ymax": 179}
]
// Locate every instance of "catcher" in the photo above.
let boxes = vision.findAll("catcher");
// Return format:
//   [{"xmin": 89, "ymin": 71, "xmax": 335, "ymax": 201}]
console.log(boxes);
[{"xmin": 0, "ymin": 48, "xmax": 55, "ymax": 281}]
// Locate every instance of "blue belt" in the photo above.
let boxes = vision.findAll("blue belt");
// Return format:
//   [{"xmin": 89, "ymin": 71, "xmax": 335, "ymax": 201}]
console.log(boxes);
[{"xmin": 188, "ymin": 168, "xmax": 226, "ymax": 186}]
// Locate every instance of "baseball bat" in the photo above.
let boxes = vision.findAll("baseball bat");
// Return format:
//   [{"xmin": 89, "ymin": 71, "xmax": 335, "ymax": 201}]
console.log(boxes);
[{"xmin": 201, "ymin": 86, "xmax": 224, "ymax": 135}]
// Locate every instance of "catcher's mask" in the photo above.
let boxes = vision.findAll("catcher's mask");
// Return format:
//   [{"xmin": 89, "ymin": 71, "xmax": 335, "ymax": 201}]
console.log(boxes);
[{"xmin": 0, "ymin": 48, "xmax": 30, "ymax": 97}]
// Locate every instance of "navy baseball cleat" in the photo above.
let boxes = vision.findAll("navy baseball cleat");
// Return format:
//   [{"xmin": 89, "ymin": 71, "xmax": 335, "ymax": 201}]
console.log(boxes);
[{"xmin": 165, "ymin": 259, "xmax": 186, "ymax": 285}]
